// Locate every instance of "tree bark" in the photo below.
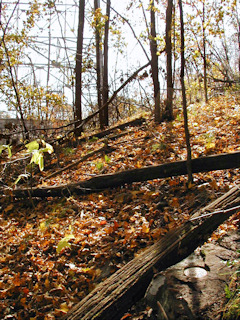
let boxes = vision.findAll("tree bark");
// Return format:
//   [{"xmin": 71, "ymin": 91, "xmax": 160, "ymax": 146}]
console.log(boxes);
[
  {"xmin": 165, "ymin": 0, "xmax": 174, "ymax": 121},
  {"xmin": 179, "ymin": 0, "xmax": 193, "ymax": 185},
  {"xmin": 94, "ymin": 0, "xmax": 104, "ymax": 129},
  {"xmin": 150, "ymin": 0, "xmax": 161, "ymax": 123},
  {"xmin": 62, "ymin": 190, "xmax": 240, "ymax": 320},
  {"xmin": 202, "ymin": 2, "xmax": 208, "ymax": 102},
  {"xmin": 102, "ymin": 0, "xmax": 110, "ymax": 127},
  {"xmin": 9, "ymin": 151, "xmax": 240, "ymax": 198},
  {"xmin": 238, "ymin": 12, "xmax": 240, "ymax": 75},
  {"xmin": 55, "ymin": 61, "xmax": 151, "ymax": 143},
  {"xmin": 74, "ymin": 0, "xmax": 85, "ymax": 135}
]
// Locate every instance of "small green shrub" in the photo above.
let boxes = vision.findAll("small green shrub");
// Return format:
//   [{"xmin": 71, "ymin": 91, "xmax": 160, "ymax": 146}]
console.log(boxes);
[{"xmin": 222, "ymin": 253, "xmax": 240, "ymax": 320}]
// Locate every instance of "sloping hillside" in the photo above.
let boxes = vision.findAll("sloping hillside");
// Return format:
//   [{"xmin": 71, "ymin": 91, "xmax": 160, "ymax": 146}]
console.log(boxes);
[{"xmin": 0, "ymin": 92, "xmax": 239, "ymax": 319}]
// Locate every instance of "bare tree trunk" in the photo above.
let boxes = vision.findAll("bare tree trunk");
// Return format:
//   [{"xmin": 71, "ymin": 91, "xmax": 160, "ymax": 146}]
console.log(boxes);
[
  {"xmin": 75, "ymin": 0, "xmax": 85, "ymax": 135},
  {"xmin": 179, "ymin": 0, "xmax": 193, "ymax": 186},
  {"xmin": 2, "ymin": 38, "xmax": 28, "ymax": 140},
  {"xmin": 0, "ymin": 2, "xmax": 28, "ymax": 139},
  {"xmin": 165, "ymin": 0, "xmax": 174, "ymax": 121},
  {"xmin": 94, "ymin": 0, "xmax": 104, "ymax": 129},
  {"xmin": 102, "ymin": 0, "xmax": 110, "ymax": 127},
  {"xmin": 150, "ymin": 0, "xmax": 161, "ymax": 123},
  {"xmin": 237, "ymin": 7, "xmax": 240, "ymax": 76},
  {"xmin": 202, "ymin": 2, "xmax": 208, "ymax": 102},
  {"xmin": 55, "ymin": 62, "xmax": 150, "ymax": 141}
]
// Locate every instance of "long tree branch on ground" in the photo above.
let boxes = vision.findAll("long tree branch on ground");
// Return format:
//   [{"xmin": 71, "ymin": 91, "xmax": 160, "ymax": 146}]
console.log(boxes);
[{"xmin": 7, "ymin": 151, "xmax": 240, "ymax": 198}]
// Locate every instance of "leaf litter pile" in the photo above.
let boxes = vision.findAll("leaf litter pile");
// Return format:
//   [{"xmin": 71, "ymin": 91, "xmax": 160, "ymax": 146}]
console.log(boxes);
[{"xmin": 0, "ymin": 93, "xmax": 240, "ymax": 320}]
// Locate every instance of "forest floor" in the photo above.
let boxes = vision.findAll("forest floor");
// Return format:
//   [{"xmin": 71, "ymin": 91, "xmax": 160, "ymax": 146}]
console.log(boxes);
[{"xmin": 0, "ymin": 91, "xmax": 240, "ymax": 320}]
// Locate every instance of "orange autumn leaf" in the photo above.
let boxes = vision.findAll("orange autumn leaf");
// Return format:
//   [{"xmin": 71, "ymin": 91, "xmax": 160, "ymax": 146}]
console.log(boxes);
[
  {"xmin": 121, "ymin": 313, "xmax": 132, "ymax": 320},
  {"xmin": 142, "ymin": 224, "xmax": 150, "ymax": 233},
  {"xmin": 171, "ymin": 197, "xmax": 180, "ymax": 208}
]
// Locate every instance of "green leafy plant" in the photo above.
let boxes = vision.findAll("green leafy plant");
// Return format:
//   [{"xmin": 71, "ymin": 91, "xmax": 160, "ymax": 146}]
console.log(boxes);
[
  {"xmin": 26, "ymin": 140, "xmax": 54, "ymax": 171},
  {"xmin": 63, "ymin": 147, "xmax": 75, "ymax": 155},
  {"xmin": 225, "ymin": 284, "xmax": 234, "ymax": 299},
  {"xmin": 89, "ymin": 136, "xmax": 99, "ymax": 142},
  {"xmin": 151, "ymin": 142, "xmax": 166, "ymax": 151},
  {"xmin": 14, "ymin": 173, "xmax": 31, "ymax": 185},
  {"xmin": 95, "ymin": 155, "xmax": 111, "ymax": 171},
  {"xmin": 0, "ymin": 144, "xmax": 12, "ymax": 158},
  {"xmin": 104, "ymin": 155, "xmax": 110, "ymax": 163},
  {"xmin": 96, "ymin": 161, "xmax": 104, "ymax": 171},
  {"xmin": 222, "ymin": 253, "xmax": 240, "ymax": 319}
]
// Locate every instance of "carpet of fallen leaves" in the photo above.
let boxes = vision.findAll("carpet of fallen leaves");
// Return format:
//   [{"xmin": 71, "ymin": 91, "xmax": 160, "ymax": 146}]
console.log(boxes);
[{"xmin": 0, "ymin": 92, "xmax": 240, "ymax": 320}]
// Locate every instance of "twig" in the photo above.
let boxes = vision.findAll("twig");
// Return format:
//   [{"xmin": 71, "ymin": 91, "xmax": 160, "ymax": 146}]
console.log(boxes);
[
  {"xmin": 1, "ymin": 155, "xmax": 31, "ymax": 165},
  {"xmin": 157, "ymin": 301, "xmax": 169, "ymax": 320},
  {"xmin": 44, "ymin": 145, "xmax": 113, "ymax": 180},
  {"xmin": 189, "ymin": 204, "xmax": 240, "ymax": 222},
  {"xmin": 52, "ymin": 62, "xmax": 151, "ymax": 143}
]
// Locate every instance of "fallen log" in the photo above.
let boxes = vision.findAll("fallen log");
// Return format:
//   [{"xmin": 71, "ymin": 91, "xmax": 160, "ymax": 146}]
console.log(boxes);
[
  {"xmin": 77, "ymin": 117, "xmax": 146, "ymax": 142},
  {"xmin": 62, "ymin": 187, "xmax": 240, "ymax": 320},
  {"xmin": 9, "ymin": 151, "xmax": 240, "ymax": 198}
]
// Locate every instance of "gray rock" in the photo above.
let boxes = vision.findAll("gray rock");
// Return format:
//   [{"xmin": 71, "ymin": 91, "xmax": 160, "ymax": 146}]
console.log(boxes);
[{"xmin": 144, "ymin": 231, "xmax": 240, "ymax": 319}]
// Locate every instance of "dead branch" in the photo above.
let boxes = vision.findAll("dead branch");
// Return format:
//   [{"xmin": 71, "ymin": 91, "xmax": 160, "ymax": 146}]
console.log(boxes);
[
  {"xmin": 7, "ymin": 151, "xmax": 240, "ymax": 199},
  {"xmin": 53, "ymin": 62, "xmax": 151, "ymax": 143}
]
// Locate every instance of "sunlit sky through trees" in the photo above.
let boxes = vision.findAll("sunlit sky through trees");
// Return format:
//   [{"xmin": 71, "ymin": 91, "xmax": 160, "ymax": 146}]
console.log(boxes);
[
  {"xmin": 0, "ymin": 0, "xmax": 238, "ymax": 118},
  {"xmin": 1, "ymin": 1, "xmax": 156, "ymax": 117}
]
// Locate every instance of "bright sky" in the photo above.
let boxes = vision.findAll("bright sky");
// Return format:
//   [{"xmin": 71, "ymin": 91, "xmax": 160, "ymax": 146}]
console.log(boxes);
[{"xmin": 1, "ymin": 1, "xmax": 155, "ymax": 116}]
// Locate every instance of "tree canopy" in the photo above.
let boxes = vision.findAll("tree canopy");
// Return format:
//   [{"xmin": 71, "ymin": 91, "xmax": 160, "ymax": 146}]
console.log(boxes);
[{"xmin": 0, "ymin": 0, "xmax": 238, "ymax": 134}]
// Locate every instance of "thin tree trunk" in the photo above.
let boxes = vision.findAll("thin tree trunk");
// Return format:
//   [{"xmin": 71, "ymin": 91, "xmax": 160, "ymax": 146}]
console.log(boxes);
[
  {"xmin": 75, "ymin": 0, "xmax": 85, "ymax": 135},
  {"xmin": 94, "ymin": 0, "xmax": 104, "ymax": 129},
  {"xmin": 165, "ymin": 0, "xmax": 174, "ymax": 120},
  {"xmin": 0, "ymin": 2, "xmax": 28, "ymax": 139},
  {"xmin": 54, "ymin": 61, "xmax": 150, "ymax": 141},
  {"xmin": 150, "ymin": 0, "xmax": 161, "ymax": 123},
  {"xmin": 238, "ymin": 14, "xmax": 240, "ymax": 75},
  {"xmin": 2, "ymin": 38, "xmax": 28, "ymax": 139},
  {"xmin": 202, "ymin": 2, "xmax": 208, "ymax": 102},
  {"xmin": 102, "ymin": 0, "xmax": 110, "ymax": 127},
  {"xmin": 179, "ymin": 0, "xmax": 193, "ymax": 185}
]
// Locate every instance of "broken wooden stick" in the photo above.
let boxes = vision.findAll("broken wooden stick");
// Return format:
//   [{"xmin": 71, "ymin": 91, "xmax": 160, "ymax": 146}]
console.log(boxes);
[{"xmin": 75, "ymin": 117, "xmax": 146, "ymax": 143}]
